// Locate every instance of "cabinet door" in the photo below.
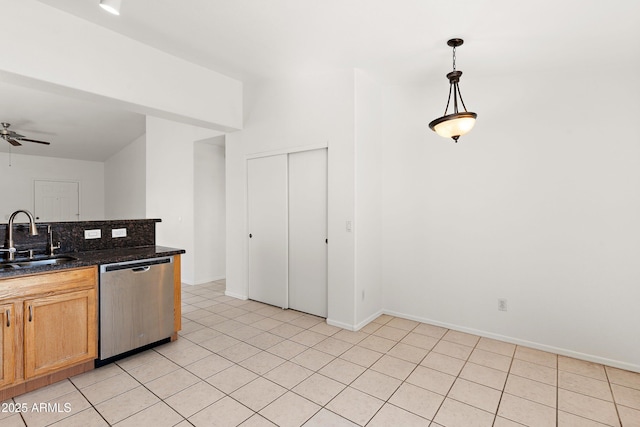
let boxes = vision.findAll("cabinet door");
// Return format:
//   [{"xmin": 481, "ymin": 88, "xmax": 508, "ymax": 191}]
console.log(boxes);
[
  {"xmin": 0, "ymin": 303, "xmax": 15, "ymax": 387},
  {"xmin": 24, "ymin": 289, "xmax": 97, "ymax": 379}
]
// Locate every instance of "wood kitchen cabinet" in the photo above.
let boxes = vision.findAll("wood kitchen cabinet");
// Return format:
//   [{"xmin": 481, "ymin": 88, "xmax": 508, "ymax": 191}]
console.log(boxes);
[
  {"xmin": 0, "ymin": 266, "xmax": 97, "ymax": 400},
  {"xmin": 24, "ymin": 287, "xmax": 97, "ymax": 378},
  {"xmin": 0, "ymin": 302, "xmax": 16, "ymax": 388}
]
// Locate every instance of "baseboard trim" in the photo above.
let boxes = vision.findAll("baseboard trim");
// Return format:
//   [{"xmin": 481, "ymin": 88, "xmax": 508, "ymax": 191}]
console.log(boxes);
[
  {"xmin": 194, "ymin": 275, "xmax": 226, "ymax": 285},
  {"xmin": 384, "ymin": 309, "xmax": 640, "ymax": 373},
  {"xmin": 355, "ymin": 309, "xmax": 384, "ymax": 331},
  {"xmin": 225, "ymin": 290, "xmax": 248, "ymax": 300},
  {"xmin": 326, "ymin": 318, "xmax": 357, "ymax": 331}
]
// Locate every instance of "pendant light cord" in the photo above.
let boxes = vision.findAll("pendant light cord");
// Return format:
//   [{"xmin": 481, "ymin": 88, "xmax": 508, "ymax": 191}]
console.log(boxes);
[{"xmin": 443, "ymin": 45, "xmax": 458, "ymax": 116}]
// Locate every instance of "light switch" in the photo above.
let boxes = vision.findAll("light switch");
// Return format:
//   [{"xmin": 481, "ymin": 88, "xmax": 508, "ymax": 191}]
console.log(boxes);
[
  {"xmin": 112, "ymin": 228, "xmax": 127, "ymax": 238},
  {"xmin": 346, "ymin": 221, "xmax": 352, "ymax": 232},
  {"xmin": 84, "ymin": 229, "xmax": 101, "ymax": 239}
]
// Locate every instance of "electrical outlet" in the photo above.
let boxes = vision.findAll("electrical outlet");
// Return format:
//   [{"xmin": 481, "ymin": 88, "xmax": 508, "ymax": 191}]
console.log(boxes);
[
  {"xmin": 84, "ymin": 229, "xmax": 101, "ymax": 239},
  {"xmin": 112, "ymin": 228, "xmax": 127, "ymax": 238},
  {"xmin": 498, "ymin": 298, "xmax": 508, "ymax": 312}
]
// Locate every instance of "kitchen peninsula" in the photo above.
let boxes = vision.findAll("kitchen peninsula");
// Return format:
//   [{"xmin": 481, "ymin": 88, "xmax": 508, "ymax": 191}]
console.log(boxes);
[{"xmin": 0, "ymin": 218, "xmax": 184, "ymax": 400}]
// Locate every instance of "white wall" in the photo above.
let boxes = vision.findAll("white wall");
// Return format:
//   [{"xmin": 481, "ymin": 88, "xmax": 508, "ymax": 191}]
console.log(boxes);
[
  {"xmin": 0, "ymin": 152, "xmax": 104, "ymax": 220},
  {"xmin": 146, "ymin": 116, "xmax": 222, "ymax": 285},
  {"xmin": 194, "ymin": 137, "xmax": 226, "ymax": 283},
  {"xmin": 381, "ymin": 65, "xmax": 640, "ymax": 372},
  {"xmin": 354, "ymin": 70, "xmax": 384, "ymax": 327},
  {"xmin": 104, "ymin": 134, "xmax": 146, "ymax": 219},
  {"xmin": 2, "ymin": 0, "xmax": 242, "ymax": 132},
  {"xmin": 7, "ymin": 0, "xmax": 633, "ymax": 372},
  {"xmin": 2, "ymin": 1, "xmax": 242, "ymax": 288},
  {"xmin": 225, "ymin": 70, "xmax": 357, "ymax": 327}
]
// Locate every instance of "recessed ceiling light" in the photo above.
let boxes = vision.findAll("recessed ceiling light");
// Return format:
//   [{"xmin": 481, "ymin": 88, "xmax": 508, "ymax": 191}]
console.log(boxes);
[{"xmin": 99, "ymin": 0, "xmax": 121, "ymax": 16}]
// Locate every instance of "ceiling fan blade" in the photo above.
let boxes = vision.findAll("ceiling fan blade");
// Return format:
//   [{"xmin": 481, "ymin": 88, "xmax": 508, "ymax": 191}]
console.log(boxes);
[
  {"xmin": 19, "ymin": 138, "xmax": 51, "ymax": 145},
  {"xmin": 7, "ymin": 138, "xmax": 22, "ymax": 146},
  {"xmin": 8, "ymin": 131, "xmax": 25, "ymax": 138}
]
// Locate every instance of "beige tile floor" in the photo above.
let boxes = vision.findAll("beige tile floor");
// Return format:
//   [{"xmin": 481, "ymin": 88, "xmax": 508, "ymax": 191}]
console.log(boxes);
[{"xmin": 2, "ymin": 280, "xmax": 639, "ymax": 426}]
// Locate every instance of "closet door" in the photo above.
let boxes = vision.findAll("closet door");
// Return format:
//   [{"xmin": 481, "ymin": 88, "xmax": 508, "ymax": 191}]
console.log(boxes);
[
  {"xmin": 247, "ymin": 155, "xmax": 288, "ymax": 308},
  {"xmin": 288, "ymin": 149, "xmax": 328, "ymax": 317}
]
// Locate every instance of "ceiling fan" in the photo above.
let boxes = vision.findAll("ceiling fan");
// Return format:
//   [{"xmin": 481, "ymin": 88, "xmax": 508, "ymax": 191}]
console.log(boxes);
[{"xmin": 1, "ymin": 122, "xmax": 51, "ymax": 146}]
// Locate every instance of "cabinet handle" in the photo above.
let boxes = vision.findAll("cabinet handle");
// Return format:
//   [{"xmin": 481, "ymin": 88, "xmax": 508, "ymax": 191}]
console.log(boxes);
[
  {"xmin": 5, "ymin": 309, "xmax": 9, "ymax": 327},
  {"xmin": 28, "ymin": 305, "xmax": 32, "ymax": 322}
]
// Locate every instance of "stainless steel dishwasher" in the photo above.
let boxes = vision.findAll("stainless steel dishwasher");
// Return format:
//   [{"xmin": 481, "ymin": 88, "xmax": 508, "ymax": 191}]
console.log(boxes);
[{"xmin": 98, "ymin": 256, "xmax": 174, "ymax": 364}]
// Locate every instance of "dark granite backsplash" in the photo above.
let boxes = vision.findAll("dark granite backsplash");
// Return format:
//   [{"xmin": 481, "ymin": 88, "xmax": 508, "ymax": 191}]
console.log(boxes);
[{"xmin": 0, "ymin": 219, "xmax": 159, "ymax": 257}]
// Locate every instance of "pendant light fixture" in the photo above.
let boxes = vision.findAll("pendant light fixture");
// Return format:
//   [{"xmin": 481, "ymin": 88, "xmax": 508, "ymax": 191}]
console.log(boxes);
[
  {"xmin": 99, "ymin": 0, "xmax": 121, "ymax": 15},
  {"xmin": 429, "ymin": 38, "xmax": 477, "ymax": 142}
]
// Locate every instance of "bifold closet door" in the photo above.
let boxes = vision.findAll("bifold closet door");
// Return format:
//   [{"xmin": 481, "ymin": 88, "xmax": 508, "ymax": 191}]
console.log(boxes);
[
  {"xmin": 288, "ymin": 149, "xmax": 327, "ymax": 317},
  {"xmin": 247, "ymin": 155, "xmax": 288, "ymax": 308}
]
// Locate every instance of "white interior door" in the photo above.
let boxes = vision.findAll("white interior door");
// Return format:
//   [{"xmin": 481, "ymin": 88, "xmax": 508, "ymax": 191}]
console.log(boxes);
[
  {"xmin": 34, "ymin": 180, "xmax": 80, "ymax": 221},
  {"xmin": 247, "ymin": 155, "xmax": 288, "ymax": 308},
  {"xmin": 288, "ymin": 149, "xmax": 328, "ymax": 317}
]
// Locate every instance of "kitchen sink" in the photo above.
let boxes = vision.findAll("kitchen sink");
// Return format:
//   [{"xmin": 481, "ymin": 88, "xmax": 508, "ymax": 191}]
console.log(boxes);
[{"xmin": 0, "ymin": 255, "xmax": 78, "ymax": 270}]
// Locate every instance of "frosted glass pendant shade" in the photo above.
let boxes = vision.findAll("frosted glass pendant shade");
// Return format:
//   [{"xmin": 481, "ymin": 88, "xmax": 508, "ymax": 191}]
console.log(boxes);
[
  {"xmin": 429, "ymin": 112, "xmax": 477, "ymax": 140},
  {"xmin": 99, "ymin": 0, "xmax": 121, "ymax": 15}
]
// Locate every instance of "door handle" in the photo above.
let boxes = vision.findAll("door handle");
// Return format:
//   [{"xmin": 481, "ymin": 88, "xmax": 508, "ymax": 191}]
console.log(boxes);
[
  {"xmin": 28, "ymin": 305, "xmax": 33, "ymax": 322},
  {"xmin": 5, "ymin": 309, "xmax": 9, "ymax": 327}
]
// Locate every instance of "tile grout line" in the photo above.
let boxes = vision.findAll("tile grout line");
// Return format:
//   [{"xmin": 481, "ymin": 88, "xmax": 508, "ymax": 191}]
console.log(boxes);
[
  {"xmin": 433, "ymin": 331, "xmax": 468, "ymax": 425},
  {"xmin": 71, "ymin": 326, "xmax": 219, "ymax": 427},
  {"xmin": 19, "ymin": 279, "xmax": 638, "ymax": 427},
  {"xmin": 556, "ymin": 355, "xmax": 560, "ymax": 427},
  {"xmin": 603, "ymin": 366, "xmax": 624, "ymax": 427},
  {"xmin": 162, "ymin": 291, "xmax": 264, "ymax": 425},
  {"xmin": 251, "ymin": 325, "xmax": 366, "ymax": 425},
  {"xmin": 554, "ymin": 362, "xmax": 629, "ymax": 425},
  {"xmin": 68, "ymin": 378, "xmax": 113, "ymax": 426},
  {"xmin": 312, "ymin": 317, "xmax": 390, "ymax": 426},
  {"xmin": 176, "ymin": 299, "xmax": 363, "ymax": 425},
  {"xmin": 132, "ymin": 284, "xmax": 640, "ymax": 426},
  {"xmin": 492, "ymin": 345, "xmax": 517, "ymax": 427},
  {"xmin": 434, "ymin": 331, "xmax": 492, "ymax": 425},
  {"xmin": 359, "ymin": 321, "xmax": 424, "ymax": 425}
]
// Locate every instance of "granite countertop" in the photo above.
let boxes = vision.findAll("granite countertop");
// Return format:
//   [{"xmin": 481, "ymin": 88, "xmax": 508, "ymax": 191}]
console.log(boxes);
[{"xmin": 0, "ymin": 246, "xmax": 185, "ymax": 279}]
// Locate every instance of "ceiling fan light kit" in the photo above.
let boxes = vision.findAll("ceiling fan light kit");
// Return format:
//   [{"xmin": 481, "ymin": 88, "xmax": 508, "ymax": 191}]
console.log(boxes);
[
  {"xmin": 99, "ymin": 0, "xmax": 121, "ymax": 15},
  {"xmin": 429, "ymin": 38, "xmax": 477, "ymax": 142},
  {"xmin": 1, "ymin": 123, "xmax": 51, "ymax": 146}
]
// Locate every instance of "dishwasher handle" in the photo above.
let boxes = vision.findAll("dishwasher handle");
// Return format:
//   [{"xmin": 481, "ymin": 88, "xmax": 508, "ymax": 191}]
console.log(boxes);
[
  {"xmin": 132, "ymin": 266, "xmax": 151, "ymax": 273},
  {"xmin": 101, "ymin": 257, "xmax": 172, "ymax": 273}
]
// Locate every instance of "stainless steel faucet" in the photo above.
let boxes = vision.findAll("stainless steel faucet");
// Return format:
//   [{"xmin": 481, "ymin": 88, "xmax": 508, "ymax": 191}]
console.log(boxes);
[
  {"xmin": 48, "ymin": 224, "xmax": 61, "ymax": 256},
  {"xmin": 1, "ymin": 209, "xmax": 39, "ymax": 261}
]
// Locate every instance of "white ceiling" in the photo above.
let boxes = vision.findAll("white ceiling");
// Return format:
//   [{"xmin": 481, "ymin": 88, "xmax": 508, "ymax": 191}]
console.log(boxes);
[
  {"xmin": 3, "ymin": 0, "xmax": 639, "ymax": 161},
  {"xmin": 0, "ymin": 81, "xmax": 145, "ymax": 161}
]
